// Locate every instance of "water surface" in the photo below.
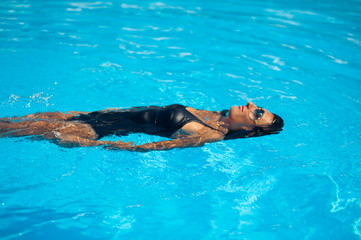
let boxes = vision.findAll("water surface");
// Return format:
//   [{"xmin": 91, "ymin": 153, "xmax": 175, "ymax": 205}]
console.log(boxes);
[{"xmin": 1, "ymin": 0, "xmax": 361, "ymax": 239}]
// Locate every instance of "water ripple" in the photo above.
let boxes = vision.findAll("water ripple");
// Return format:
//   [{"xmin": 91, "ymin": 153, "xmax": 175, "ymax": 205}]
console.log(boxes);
[{"xmin": 1, "ymin": 0, "xmax": 361, "ymax": 238}]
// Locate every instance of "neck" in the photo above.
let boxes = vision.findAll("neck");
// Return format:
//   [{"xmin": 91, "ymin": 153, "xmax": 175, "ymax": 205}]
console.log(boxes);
[
  {"xmin": 219, "ymin": 115, "xmax": 253, "ymax": 131},
  {"xmin": 219, "ymin": 115, "xmax": 231, "ymax": 128}
]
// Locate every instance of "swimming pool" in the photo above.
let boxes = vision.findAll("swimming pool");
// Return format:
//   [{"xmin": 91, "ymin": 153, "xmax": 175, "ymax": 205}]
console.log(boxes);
[{"xmin": 1, "ymin": 0, "xmax": 361, "ymax": 239}]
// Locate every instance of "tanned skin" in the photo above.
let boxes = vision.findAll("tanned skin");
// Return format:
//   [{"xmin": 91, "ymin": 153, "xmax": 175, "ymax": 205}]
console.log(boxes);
[{"xmin": 0, "ymin": 102, "xmax": 275, "ymax": 151}]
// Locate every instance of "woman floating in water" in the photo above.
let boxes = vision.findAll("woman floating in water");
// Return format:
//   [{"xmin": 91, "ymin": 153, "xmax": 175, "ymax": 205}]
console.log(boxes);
[{"xmin": 0, "ymin": 102, "xmax": 283, "ymax": 151}]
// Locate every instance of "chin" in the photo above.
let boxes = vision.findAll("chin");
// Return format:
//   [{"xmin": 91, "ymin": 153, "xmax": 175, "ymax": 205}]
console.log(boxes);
[
  {"xmin": 228, "ymin": 111, "xmax": 237, "ymax": 121},
  {"xmin": 229, "ymin": 107, "xmax": 244, "ymax": 120},
  {"xmin": 229, "ymin": 106, "xmax": 240, "ymax": 117}
]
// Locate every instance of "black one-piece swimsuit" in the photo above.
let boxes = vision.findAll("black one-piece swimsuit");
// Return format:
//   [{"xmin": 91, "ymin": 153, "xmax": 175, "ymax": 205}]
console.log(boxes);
[{"xmin": 68, "ymin": 104, "xmax": 216, "ymax": 139}]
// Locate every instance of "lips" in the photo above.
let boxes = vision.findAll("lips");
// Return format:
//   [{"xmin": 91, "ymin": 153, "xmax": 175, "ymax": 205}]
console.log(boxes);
[{"xmin": 239, "ymin": 105, "xmax": 244, "ymax": 112}]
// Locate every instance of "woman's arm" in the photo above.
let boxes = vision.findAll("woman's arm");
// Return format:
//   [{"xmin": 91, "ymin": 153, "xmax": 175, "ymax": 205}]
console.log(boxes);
[
  {"xmin": 54, "ymin": 131, "xmax": 224, "ymax": 151},
  {"xmin": 54, "ymin": 135, "xmax": 112, "ymax": 148},
  {"xmin": 107, "ymin": 133, "xmax": 224, "ymax": 152}
]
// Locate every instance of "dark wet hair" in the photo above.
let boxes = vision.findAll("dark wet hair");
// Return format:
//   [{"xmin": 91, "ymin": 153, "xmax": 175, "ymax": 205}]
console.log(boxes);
[{"xmin": 221, "ymin": 110, "xmax": 284, "ymax": 140}]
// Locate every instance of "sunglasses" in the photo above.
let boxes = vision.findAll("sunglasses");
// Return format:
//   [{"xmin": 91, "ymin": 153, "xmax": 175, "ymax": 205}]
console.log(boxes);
[{"xmin": 249, "ymin": 108, "xmax": 265, "ymax": 125}]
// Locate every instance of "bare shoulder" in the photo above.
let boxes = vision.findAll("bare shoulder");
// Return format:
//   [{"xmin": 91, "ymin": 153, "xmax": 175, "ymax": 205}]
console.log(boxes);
[
  {"xmin": 185, "ymin": 107, "xmax": 211, "ymax": 114},
  {"xmin": 186, "ymin": 107, "xmax": 219, "ymax": 120}
]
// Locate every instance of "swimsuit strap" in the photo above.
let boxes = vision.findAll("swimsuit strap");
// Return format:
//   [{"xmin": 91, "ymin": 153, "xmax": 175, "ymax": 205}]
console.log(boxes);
[
  {"xmin": 170, "ymin": 104, "xmax": 224, "ymax": 134},
  {"xmin": 68, "ymin": 104, "xmax": 226, "ymax": 138}
]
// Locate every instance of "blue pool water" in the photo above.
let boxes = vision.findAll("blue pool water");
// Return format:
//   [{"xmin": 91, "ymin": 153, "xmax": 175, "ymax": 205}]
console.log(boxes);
[{"xmin": 1, "ymin": 0, "xmax": 361, "ymax": 239}]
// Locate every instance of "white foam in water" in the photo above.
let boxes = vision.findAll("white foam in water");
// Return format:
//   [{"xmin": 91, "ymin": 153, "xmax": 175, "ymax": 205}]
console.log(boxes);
[{"xmin": 354, "ymin": 217, "xmax": 361, "ymax": 237}]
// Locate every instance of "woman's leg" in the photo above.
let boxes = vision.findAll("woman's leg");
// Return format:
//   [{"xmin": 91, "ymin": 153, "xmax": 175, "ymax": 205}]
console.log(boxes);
[
  {"xmin": 0, "ymin": 111, "xmax": 89, "ymax": 136},
  {"xmin": 0, "ymin": 119, "xmax": 108, "ymax": 148},
  {"xmin": 0, "ymin": 119, "xmax": 63, "ymax": 137},
  {"xmin": 0, "ymin": 111, "xmax": 112, "ymax": 148},
  {"xmin": 0, "ymin": 119, "xmax": 97, "ymax": 140},
  {"xmin": 3, "ymin": 111, "xmax": 88, "ymax": 121}
]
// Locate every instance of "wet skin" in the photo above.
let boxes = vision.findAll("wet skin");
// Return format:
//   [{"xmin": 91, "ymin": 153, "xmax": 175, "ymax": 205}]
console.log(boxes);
[
  {"xmin": 221, "ymin": 101, "xmax": 275, "ymax": 131},
  {"xmin": 0, "ymin": 102, "xmax": 276, "ymax": 151}
]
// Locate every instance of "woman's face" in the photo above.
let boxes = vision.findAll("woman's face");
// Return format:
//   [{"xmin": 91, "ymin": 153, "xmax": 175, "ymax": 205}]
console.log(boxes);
[{"xmin": 227, "ymin": 102, "xmax": 275, "ymax": 130}]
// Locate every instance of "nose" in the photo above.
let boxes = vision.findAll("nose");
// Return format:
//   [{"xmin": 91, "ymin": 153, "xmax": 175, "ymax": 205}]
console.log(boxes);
[{"xmin": 246, "ymin": 101, "xmax": 257, "ymax": 109}]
